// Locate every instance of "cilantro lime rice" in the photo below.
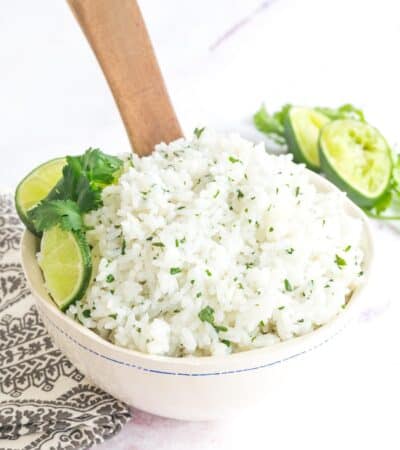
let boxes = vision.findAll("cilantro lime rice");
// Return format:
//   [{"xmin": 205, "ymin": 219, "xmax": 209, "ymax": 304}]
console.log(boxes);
[{"xmin": 67, "ymin": 130, "xmax": 364, "ymax": 356}]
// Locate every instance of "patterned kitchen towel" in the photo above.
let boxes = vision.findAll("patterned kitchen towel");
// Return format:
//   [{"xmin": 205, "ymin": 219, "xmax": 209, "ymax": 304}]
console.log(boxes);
[{"xmin": 0, "ymin": 193, "xmax": 132, "ymax": 450}]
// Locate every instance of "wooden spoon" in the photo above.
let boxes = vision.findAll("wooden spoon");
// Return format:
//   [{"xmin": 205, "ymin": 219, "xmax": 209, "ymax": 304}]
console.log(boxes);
[{"xmin": 67, "ymin": 0, "xmax": 183, "ymax": 156}]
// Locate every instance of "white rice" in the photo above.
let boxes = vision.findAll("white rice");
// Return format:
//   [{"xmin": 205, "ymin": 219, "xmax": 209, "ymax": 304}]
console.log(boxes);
[{"xmin": 67, "ymin": 130, "xmax": 364, "ymax": 357}]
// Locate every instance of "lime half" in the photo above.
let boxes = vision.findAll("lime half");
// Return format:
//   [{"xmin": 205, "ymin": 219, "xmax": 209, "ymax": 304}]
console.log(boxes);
[
  {"xmin": 319, "ymin": 119, "xmax": 392, "ymax": 207},
  {"xmin": 38, "ymin": 225, "xmax": 92, "ymax": 311},
  {"xmin": 284, "ymin": 106, "xmax": 330, "ymax": 171},
  {"xmin": 15, "ymin": 157, "xmax": 66, "ymax": 234}
]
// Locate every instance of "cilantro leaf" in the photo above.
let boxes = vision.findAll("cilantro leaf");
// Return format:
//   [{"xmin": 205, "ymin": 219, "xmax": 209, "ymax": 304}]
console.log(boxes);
[
  {"xmin": 335, "ymin": 254, "xmax": 347, "ymax": 268},
  {"xmin": 48, "ymin": 161, "xmax": 101, "ymax": 211},
  {"xmin": 194, "ymin": 127, "xmax": 205, "ymax": 139},
  {"xmin": 198, "ymin": 306, "xmax": 227, "ymax": 333},
  {"xmin": 70, "ymin": 148, "xmax": 123, "ymax": 188},
  {"xmin": 284, "ymin": 279, "xmax": 293, "ymax": 292},
  {"xmin": 273, "ymin": 103, "xmax": 292, "ymax": 127},
  {"xmin": 198, "ymin": 306, "xmax": 215, "ymax": 324},
  {"xmin": 371, "ymin": 190, "xmax": 392, "ymax": 215},
  {"xmin": 315, "ymin": 104, "xmax": 365, "ymax": 122},
  {"xmin": 228, "ymin": 156, "xmax": 241, "ymax": 164},
  {"xmin": 28, "ymin": 200, "xmax": 83, "ymax": 232},
  {"xmin": 253, "ymin": 104, "xmax": 291, "ymax": 145},
  {"xmin": 75, "ymin": 174, "xmax": 102, "ymax": 213}
]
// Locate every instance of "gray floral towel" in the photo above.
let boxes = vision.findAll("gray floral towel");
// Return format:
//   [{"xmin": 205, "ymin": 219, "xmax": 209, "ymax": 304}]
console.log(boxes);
[{"xmin": 0, "ymin": 193, "xmax": 132, "ymax": 449}]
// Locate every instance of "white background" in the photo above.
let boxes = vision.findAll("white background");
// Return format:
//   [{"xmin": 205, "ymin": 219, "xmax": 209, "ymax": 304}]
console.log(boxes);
[{"xmin": 2, "ymin": 0, "xmax": 400, "ymax": 449}]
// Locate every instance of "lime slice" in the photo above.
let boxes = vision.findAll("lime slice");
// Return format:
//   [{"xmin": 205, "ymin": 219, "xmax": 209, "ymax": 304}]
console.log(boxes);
[
  {"xmin": 38, "ymin": 225, "xmax": 92, "ymax": 311},
  {"xmin": 319, "ymin": 119, "xmax": 392, "ymax": 207},
  {"xmin": 15, "ymin": 157, "xmax": 66, "ymax": 234},
  {"xmin": 284, "ymin": 106, "xmax": 330, "ymax": 171}
]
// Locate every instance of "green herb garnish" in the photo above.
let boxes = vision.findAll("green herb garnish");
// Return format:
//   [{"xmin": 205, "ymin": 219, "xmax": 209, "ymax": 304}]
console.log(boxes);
[
  {"xmin": 335, "ymin": 255, "xmax": 347, "ymax": 268},
  {"xmin": 28, "ymin": 148, "xmax": 123, "ymax": 232},
  {"xmin": 253, "ymin": 104, "xmax": 290, "ymax": 145},
  {"xmin": 170, "ymin": 267, "xmax": 182, "ymax": 275},
  {"xmin": 315, "ymin": 104, "xmax": 365, "ymax": 122},
  {"xmin": 284, "ymin": 279, "xmax": 293, "ymax": 292},
  {"xmin": 106, "ymin": 274, "xmax": 115, "ymax": 283},
  {"xmin": 49, "ymin": 148, "xmax": 122, "ymax": 210},
  {"xmin": 194, "ymin": 127, "xmax": 205, "ymax": 138},
  {"xmin": 258, "ymin": 320, "xmax": 268, "ymax": 334},
  {"xmin": 28, "ymin": 200, "xmax": 84, "ymax": 233},
  {"xmin": 198, "ymin": 306, "xmax": 214, "ymax": 323},
  {"xmin": 228, "ymin": 156, "xmax": 241, "ymax": 164},
  {"xmin": 121, "ymin": 238, "xmax": 126, "ymax": 255},
  {"xmin": 198, "ymin": 306, "xmax": 227, "ymax": 332},
  {"xmin": 152, "ymin": 242, "xmax": 165, "ymax": 248}
]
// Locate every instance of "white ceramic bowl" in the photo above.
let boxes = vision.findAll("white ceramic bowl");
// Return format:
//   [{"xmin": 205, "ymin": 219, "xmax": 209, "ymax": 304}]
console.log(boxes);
[{"xmin": 20, "ymin": 172, "xmax": 374, "ymax": 421}]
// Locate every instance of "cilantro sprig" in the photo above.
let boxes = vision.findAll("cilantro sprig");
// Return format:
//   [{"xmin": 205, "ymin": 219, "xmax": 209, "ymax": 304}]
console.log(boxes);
[
  {"xmin": 314, "ymin": 104, "xmax": 365, "ymax": 122},
  {"xmin": 28, "ymin": 148, "xmax": 123, "ymax": 232},
  {"xmin": 48, "ymin": 148, "xmax": 123, "ymax": 210}
]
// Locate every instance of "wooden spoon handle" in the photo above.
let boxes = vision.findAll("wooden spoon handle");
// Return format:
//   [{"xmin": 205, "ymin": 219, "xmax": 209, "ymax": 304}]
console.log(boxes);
[{"xmin": 67, "ymin": 0, "xmax": 182, "ymax": 156}]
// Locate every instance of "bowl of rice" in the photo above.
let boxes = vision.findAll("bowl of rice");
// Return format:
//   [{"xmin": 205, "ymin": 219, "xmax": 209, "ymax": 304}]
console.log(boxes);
[{"xmin": 21, "ymin": 130, "xmax": 373, "ymax": 420}]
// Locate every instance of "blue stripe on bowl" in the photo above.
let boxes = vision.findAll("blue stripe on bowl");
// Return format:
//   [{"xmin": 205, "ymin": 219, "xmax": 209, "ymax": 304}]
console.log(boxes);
[{"xmin": 41, "ymin": 308, "xmax": 345, "ymax": 377}]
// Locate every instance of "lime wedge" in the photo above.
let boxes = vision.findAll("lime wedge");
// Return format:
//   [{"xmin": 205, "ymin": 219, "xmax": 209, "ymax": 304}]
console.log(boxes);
[
  {"xmin": 38, "ymin": 225, "xmax": 92, "ymax": 311},
  {"xmin": 319, "ymin": 119, "xmax": 392, "ymax": 207},
  {"xmin": 15, "ymin": 157, "xmax": 66, "ymax": 234},
  {"xmin": 284, "ymin": 106, "xmax": 330, "ymax": 171}
]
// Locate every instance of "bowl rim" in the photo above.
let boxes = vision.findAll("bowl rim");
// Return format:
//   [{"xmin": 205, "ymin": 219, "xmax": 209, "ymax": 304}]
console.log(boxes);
[{"xmin": 20, "ymin": 171, "xmax": 374, "ymax": 369}]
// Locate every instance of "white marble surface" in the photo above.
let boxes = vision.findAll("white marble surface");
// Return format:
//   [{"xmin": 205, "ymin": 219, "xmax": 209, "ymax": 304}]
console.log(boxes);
[{"xmin": 2, "ymin": 0, "xmax": 400, "ymax": 448}]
